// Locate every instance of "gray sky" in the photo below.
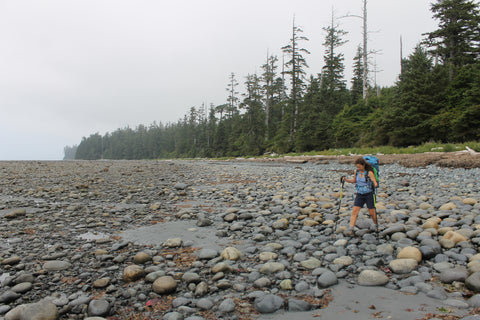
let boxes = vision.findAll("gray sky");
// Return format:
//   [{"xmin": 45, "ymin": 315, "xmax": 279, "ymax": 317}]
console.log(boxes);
[{"xmin": 0, "ymin": 0, "xmax": 438, "ymax": 160}]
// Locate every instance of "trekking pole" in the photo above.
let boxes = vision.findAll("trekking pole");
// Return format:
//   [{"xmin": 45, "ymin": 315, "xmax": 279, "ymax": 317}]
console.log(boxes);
[
  {"xmin": 373, "ymin": 186, "xmax": 379, "ymax": 236},
  {"xmin": 334, "ymin": 176, "xmax": 345, "ymax": 232}
]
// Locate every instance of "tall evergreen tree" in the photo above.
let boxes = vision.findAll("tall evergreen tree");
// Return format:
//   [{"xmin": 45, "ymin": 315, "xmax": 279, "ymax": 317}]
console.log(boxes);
[
  {"xmin": 351, "ymin": 46, "xmax": 364, "ymax": 104},
  {"xmin": 226, "ymin": 72, "xmax": 240, "ymax": 118},
  {"xmin": 319, "ymin": 15, "xmax": 349, "ymax": 116},
  {"xmin": 261, "ymin": 54, "xmax": 278, "ymax": 141},
  {"xmin": 237, "ymin": 74, "xmax": 265, "ymax": 154},
  {"xmin": 424, "ymin": 0, "xmax": 480, "ymax": 79},
  {"xmin": 281, "ymin": 17, "xmax": 310, "ymax": 139},
  {"xmin": 321, "ymin": 15, "xmax": 348, "ymax": 92}
]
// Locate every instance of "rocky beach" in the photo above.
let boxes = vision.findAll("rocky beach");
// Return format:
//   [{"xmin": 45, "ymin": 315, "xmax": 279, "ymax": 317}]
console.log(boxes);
[{"xmin": 1, "ymin": 156, "xmax": 480, "ymax": 320}]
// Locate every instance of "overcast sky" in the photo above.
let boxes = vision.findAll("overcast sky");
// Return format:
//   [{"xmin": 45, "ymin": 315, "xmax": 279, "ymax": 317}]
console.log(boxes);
[{"xmin": 0, "ymin": 0, "xmax": 438, "ymax": 160}]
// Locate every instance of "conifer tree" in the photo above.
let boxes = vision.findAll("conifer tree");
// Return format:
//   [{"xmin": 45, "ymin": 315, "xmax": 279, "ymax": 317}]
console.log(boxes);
[
  {"xmin": 226, "ymin": 72, "xmax": 240, "ymax": 118},
  {"xmin": 281, "ymin": 18, "xmax": 310, "ymax": 138},
  {"xmin": 351, "ymin": 46, "xmax": 364, "ymax": 104},
  {"xmin": 261, "ymin": 54, "xmax": 278, "ymax": 141},
  {"xmin": 424, "ymin": 0, "xmax": 480, "ymax": 79},
  {"xmin": 321, "ymin": 15, "xmax": 348, "ymax": 93},
  {"xmin": 319, "ymin": 15, "xmax": 349, "ymax": 116}
]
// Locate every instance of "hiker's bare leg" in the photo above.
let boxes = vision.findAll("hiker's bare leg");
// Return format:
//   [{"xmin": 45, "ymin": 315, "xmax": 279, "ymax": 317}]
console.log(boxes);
[
  {"xmin": 350, "ymin": 206, "xmax": 361, "ymax": 228},
  {"xmin": 369, "ymin": 208, "xmax": 377, "ymax": 225}
]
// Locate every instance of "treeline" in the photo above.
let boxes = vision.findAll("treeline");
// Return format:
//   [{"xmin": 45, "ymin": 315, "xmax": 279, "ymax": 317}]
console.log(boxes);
[{"xmin": 74, "ymin": 0, "xmax": 480, "ymax": 160}]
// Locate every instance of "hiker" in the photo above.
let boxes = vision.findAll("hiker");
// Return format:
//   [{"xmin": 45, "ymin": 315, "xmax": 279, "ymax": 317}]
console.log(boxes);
[{"xmin": 343, "ymin": 157, "xmax": 378, "ymax": 229}]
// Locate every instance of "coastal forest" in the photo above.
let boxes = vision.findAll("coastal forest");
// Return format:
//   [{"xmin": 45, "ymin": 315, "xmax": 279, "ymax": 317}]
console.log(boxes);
[{"xmin": 72, "ymin": 0, "xmax": 480, "ymax": 160}]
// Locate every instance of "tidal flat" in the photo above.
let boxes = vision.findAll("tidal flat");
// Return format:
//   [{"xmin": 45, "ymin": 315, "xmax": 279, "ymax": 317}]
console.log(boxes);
[{"xmin": 0, "ymin": 159, "xmax": 479, "ymax": 320}]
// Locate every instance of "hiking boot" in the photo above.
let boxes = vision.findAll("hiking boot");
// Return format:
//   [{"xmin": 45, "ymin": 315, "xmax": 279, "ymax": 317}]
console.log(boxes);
[{"xmin": 344, "ymin": 227, "xmax": 359, "ymax": 237}]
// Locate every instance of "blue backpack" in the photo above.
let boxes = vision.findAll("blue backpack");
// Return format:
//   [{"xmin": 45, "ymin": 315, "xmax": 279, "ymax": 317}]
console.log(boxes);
[{"xmin": 363, "ymin": 155, "xmax": 379, "ymax": 187}]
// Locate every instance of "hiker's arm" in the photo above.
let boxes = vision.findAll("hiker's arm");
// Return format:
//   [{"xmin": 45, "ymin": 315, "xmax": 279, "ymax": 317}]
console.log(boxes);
[
  {"xmin": 369, "ymin": 171, "xmax": 378, "ymax": 188},
  {"xmin": 343, "ymin": 171, "xmax": 356, "ymax": 183}
]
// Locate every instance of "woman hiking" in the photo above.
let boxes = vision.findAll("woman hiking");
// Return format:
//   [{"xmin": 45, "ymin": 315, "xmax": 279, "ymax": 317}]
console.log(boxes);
[{"xmin": 343, "ymin": 157, "xmax": 378, "ymax": 231}]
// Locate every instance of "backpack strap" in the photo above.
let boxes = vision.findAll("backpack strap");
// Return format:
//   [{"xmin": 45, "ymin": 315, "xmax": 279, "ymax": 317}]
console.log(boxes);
[{"xmin": 365, "ymin": 169, "xmax": 375, "ymax": 191}]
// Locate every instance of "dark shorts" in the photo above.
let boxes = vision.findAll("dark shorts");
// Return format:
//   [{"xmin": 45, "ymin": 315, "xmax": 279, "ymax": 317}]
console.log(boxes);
[{"xmin": 354, "ymin": 192, "xmax": 375, "ymax": 209}]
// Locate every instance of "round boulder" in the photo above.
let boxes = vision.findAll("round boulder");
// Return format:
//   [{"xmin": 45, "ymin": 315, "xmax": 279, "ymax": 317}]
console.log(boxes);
[
  {"xmin": 163, "ymin": 238, "xmax": 183, "ymax": 248},
  {"xmin": 317, "ymin": 270, "xmax": 338, "ymax": 288},
  {"xmin": 211, "ymin": 262, "xmax": 233, "ymax": 274},
  {"xmin": 254, "ymin": 294, "xmax": 284, "ymax": 314},
  {"xmin": 300, "ymin": 258, "xmax": 322, "ymax": 270},
  {"xmin": 466, "ymin": 272, "xmax": 480, "ymax": 292},
  {"xmin": 152, "ymin": 276, "xmax": 177, "ymax": 294},
  {"xmin": 397, "ymin": 246, "xmax": 422, "ymax": 262},
  {"xmin": 442, "ymin": 231, "xmax": 468, "ymax": 244},
  {"xmin": 221, "ymin": 247, "xmax": 242, "ymax": 261},
  {"xmin": 440, "ymin": 267, "xmax": 468, "ymax": 284},
  {"xmin": 439, "ymin": 202, "xmax": 456, "ymax": 211},
  {"xmin": 5, "ymin": 300, "xmax": 58, "ymax": 320},
  {"xmin": 358, "ymin": 270, "xmax": 389, "ymax": 286},
  {"xmin": 468, "ymin": 260, "xmax": 480, "ymax": 274},
  {"xmin": 463, "ymin": 198, "xmax": 478, "ymax": 205},
  {"xmin": 333, "ymin": 256, "xmax": 354, "ymax": 267},
  {"xmin": 133, "ymin": 252, "xmax": 152, "ymax": 264},
  {"xmin": 389, "ymin": 259, "xmax": 418, "ymax": 274},
  {"xmin": 123, "ymin": 265, "xmax": 145, "ymax": 283},
  {"xmin": 258, "ymin": 252, "xmax": 278, "ymax": 261},
  {"xmin": 218, "ymin": 298, "xmax": 236, "ymax": 313},
  {"xmin": 43, "ymin": 260, "xmax": 72, "ymax": 271},
  {"xmin": 260, "ymin": 262, "xmax": 285, "ymax": 274},
  {"xmin": 88, "ymin": 299, "xmax": 110, "ymax": 317},
  {"xmin": 422, "ymin": 217, "xmax": 441, "ymax": 229},
  {"xmin": 272, "ymin": 219, "xmax": 289, "ymax": 230}
]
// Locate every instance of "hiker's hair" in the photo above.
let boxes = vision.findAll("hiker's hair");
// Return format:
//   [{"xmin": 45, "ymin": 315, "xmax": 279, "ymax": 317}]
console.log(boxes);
[{"xmin": 355, "ymin": 157, "xmax": 374, "ymax": 173}]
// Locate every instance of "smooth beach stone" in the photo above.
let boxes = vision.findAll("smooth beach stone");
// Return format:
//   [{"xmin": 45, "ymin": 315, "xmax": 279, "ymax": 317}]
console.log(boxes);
[
  {"xmin": 152, "ymin": 276, "xmax": 177, "ymax": 294},
  {"xmin": 317, "ymin": 271, "xmax": 338, "ymax": 288},
  {"xmin": 466, "ymin": 272, "xmax": 480, "ymax": 292},
  {"xmin": 258, "ymin": 252, "xmax": 278, "ymax": 261},
  {"xmin": 197, "ymin": 248, "xmax": 218, "ymax": 260},
  {"xmin": 397, "ymin": 246, "xmax": 422, "ymax": 262},
  {"xmin": 5, "ymin": 300, "xmax": 58, "ymax": 320},
  {"xmin": 163, "ymin": 238, "xmax": 183, "ymax": 248},
  {"xmin": 443, "ymin": 231, "xmax": 468, "ymax": 244},
  {"xmin": 218, "ymin": 298, "xmax": 236, "ymax": 313},
  {"xmin": 43, "ymin": 260, "xmax": 71, "ymax": 271},
  {"xmin": 123, "ymin": 265, "xmax": 145, "ymax": 283},
  {"xmin": 11, "ymin": 282, "xmax": 32, "ymax": 294},
  {"xmin": 196, "ymin": 298, "xmax": 214, "ymax": 310},
  {"xmin": 182, "ymin": 272, "xmax": 201, "ymax": 284},
  {"xmin": 288, "ymin": 299, "xmax": 312, "ymax": 312},
  {"xmin": 1, "ymin": 256, "xmax": 21, "ymax": 266},
  {"xmin": 389, "ymin": 259, "xmax": 418, "ymax": 274},
  {"xmin": 300, "ymin": 258, "xmax": 322, "ymax": 270},
  {"xmin": 333, "ymin": 256, "xmax": 354, "ymax": 267},
  {"xmin": 211, "ymin": 262, "xmax": 233, "ymax": 274},
  {"xmin": 439, "ymin": 267, "xmax": 468, "ymax": 284},
  {"xmin": 221, "ymin": 247, "xmax": 242, "ymax": 260},
  {"xmin": 280, "ymin": 279, "xmax": 293, "ymax": 290},
  {"xmin": 357, "ymin": 270, "xmax": 389, "ymax": 286},
  {"xmin": 133, "ymin": 252, "xmax": 152, "ymax": 264},
  {"xmin": 88, "ymin": 299, "xmax": 110, "ymax": 317},
  {"xmin": 254, "ymin": 294, "xmax": 284, "ymax": 314},
  {"xmin": 260, "ymin": 262, "xmax": 285, "ymax": 274}
]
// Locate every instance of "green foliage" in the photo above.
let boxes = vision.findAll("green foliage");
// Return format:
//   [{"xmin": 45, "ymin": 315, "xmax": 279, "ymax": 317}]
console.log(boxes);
[
  {"xmin": 424, "ymin": 0, "xmax": 480, "ymax": 73},
  {"xmin": 351, "ymin": 46, "xmax": 364, "ymax": 104},
  {"xmin": 71, "ymin": 2, "xmax": 480, "ymax": 161}
]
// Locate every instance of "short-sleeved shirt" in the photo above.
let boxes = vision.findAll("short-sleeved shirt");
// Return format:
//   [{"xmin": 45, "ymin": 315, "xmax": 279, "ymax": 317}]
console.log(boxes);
[{"xmin": 355, "ymin": 170, "xmax": 373, "ymax": 194}]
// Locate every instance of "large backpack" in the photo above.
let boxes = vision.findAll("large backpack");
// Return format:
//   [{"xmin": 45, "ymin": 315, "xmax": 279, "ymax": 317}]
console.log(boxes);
[{"xmin": 363, "ymin": 155, "xmax": 379, "ymax": 187}]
